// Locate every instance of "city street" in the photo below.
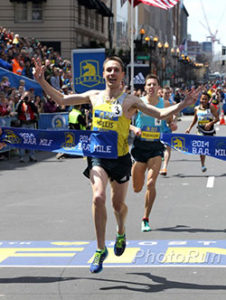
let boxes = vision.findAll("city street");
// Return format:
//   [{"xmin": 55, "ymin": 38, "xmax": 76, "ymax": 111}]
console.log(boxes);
[{"xmin": 1, "ymin": 116, "xmax": 226, "ymax": 300}]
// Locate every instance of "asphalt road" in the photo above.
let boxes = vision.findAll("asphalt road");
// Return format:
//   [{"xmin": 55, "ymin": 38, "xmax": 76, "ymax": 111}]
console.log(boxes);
[{"xmin": 0, "ymin": 116, "xmax": 226, "ymax": 300}]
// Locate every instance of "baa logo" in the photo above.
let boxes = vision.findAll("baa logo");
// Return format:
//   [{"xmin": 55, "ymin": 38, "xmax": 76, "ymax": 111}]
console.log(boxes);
[
  {"xmin": 171, "ymin": 136, "xmax": 188, "ymax": 152},
  {"xmin": 2, "ymin": 129, "xmax": 21, "ymax": 144},
  {"xmin": 216, "ymin": 140, "xmax": 226, "ymax": 149},
  {"xmin": 75, "ymin": 60, "xmax": 105, "ymax": 88},
  {"xmin": 51, "ymin": 115, "xmax": 66, "ymax": 128},
  {"xmin": 62, "ymin": 132, "xmax": 76, "ymax": 148}
]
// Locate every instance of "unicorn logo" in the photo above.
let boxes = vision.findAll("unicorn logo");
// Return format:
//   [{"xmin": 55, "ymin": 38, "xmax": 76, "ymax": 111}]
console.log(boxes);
[
  {"xmin": 2, "ymin": 129, "xmax": 21, "ymax": 144},
  {"xmin": 62, "ymin": 132, "xmax": 75, "ymax": 148},
  {"xmin": 171, "ymin": 136, "xmax": 188, "ymax": 152},
  {"xmin": 75, "ymin": 60, "xmax": 105, "ymax": 88},
  {"xmin": 51, "ymin": 115, "xmax": 66, "ymax": 128}
]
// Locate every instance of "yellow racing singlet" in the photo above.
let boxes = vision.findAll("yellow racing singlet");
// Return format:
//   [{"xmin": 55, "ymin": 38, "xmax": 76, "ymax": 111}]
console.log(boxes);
[{"xmin": 92, "ymin": 92, "xmax": 131, "ymax": 157}]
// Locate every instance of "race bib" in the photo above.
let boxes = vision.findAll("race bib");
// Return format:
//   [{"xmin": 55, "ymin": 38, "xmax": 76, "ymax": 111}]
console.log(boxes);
[{"xmin": 112, "ymin": 104, "xmax": 122, "ymax": 117}]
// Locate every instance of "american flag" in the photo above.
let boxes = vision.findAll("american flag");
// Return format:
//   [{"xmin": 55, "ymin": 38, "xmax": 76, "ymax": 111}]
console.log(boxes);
[{"xmin": 129, "ymin": 0, "xmax": 179, "ymax": 9}]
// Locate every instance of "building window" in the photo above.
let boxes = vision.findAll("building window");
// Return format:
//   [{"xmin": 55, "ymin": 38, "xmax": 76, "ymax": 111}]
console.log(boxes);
[
  {"xmin": 90, "ymin": 10, "xmax": 95, "ymax": 29},
  {"xmin": 32, "ymin": 3, "xmax": 43, "ymax": 21},
  {"xmin": 14, "ymin": 2, "xmax": 43, "ymax": 22},
  {"xmin": 78, "ymin": 3, "xmax": 81, "ymax": 25},
  {"xmin": 95, "ymin": 12, "xmax": 99, "ymax": 31},
  {"xmin": 14, "ymin": 2, "xmax": 28, "ymax": 22},
  {"xmin": 84, "ymin": 7, "xmax": 89, "ymax": 27},
  {"xmin": 101, "ymin": 16, "xmax": 104, "ymax": 33},
  {"xmin": 76, "ymin": 33, "xmax": 82, "ymax": 48}
]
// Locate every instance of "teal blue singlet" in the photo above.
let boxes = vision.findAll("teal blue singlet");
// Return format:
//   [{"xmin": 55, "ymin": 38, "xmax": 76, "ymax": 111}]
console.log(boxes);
[{"xmin": 135, "ymin": 96, "xmax": 165, "ymax": 141}]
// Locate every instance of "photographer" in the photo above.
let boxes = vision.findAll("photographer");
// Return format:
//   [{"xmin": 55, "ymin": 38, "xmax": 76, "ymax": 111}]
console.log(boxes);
[{"xmin": 16, "ymin": 91, "xmax": 38, "ymax": 162}]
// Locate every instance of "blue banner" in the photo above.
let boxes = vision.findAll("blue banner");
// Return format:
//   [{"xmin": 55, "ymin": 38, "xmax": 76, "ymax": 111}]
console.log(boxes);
[
  {"xmin": 0, "ymin": 67, "xmax": 43, "ymax": 97},
  {"xmin": 0, "ymin": 127, "xmax": 118, "ymax": 159},
  {"xmin": 38, "ymin": 113, "xmax": 69, "ymax": 129},
  {"xmin": 72, "ymin": 48, "xmax": 105, "ymax": 93},
  {"xmin": 161, "ymin": 133, "xmax": 226, "ymax": 161}
]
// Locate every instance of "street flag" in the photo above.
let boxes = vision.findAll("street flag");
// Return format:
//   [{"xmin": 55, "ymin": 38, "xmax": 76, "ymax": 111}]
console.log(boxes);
[{"xmin": 129, "ymin": 0, "xmax": 179, "ymax": 9}]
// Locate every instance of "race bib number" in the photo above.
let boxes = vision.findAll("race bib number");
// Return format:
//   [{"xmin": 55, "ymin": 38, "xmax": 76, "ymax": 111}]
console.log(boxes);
[
  {"xmin": 112, "ymin": 104, "xmax": 122, "ymax": 117},
  {"xmin": 141, "ymin": 126, "xmax": 160, "ymax": 141},
  {"xmin": 155, "ymin": 119, "xmax": 161, "ymax": 126}
]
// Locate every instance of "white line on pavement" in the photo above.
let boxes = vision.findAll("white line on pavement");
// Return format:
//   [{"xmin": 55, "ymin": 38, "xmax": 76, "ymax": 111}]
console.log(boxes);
[{"xmin": 207, "ymin": 176, "xmax": 215, "ymax": 188}]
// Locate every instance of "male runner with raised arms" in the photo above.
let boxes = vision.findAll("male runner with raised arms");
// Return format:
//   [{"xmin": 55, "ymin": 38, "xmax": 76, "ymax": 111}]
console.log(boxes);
[{"xmin": 21, "ymin": 56, "xmax": 200, "ymax": 273}]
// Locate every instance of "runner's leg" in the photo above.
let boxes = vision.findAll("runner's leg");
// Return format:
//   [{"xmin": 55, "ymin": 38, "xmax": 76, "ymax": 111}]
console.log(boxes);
[
  {"xmin": 90, "ymin": 166, "xmax": 108, "ymax": 250},
  {"xmin": 111, "ymin": 180, "xmax": 129, "ymax": 235},
  {"xmin": 144, "ymin": 156, "xmax": 162, "ymax": 219},
  {"xmin": 132, "ymin": 161, "xmax": 147, "ymax": 193}
]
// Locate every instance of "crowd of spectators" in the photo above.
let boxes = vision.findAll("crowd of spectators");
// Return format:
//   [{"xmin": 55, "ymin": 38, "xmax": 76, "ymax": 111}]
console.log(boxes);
[{"xmin": 0, "ymin": 26, "xmax": 74, "ymax": 117}]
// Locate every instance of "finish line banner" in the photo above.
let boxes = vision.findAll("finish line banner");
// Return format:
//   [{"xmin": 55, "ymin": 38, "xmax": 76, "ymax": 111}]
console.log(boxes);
[
  {"xmin": 0, "ymin": 128, "xmax": 118, "ymax": 159},
  {"xmin": 161, "ymin": 133, "xmax": 226, "ymax": 161}
]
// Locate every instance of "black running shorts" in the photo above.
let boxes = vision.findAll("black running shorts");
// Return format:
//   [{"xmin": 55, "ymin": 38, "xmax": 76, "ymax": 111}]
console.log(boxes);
[
  {"xmin": 83, "ymin": 153, "xmax": 132, "ymax": 184},
  {"xmin": 131, "ymin": 138, "xmax": 164, "ymax": 163}
]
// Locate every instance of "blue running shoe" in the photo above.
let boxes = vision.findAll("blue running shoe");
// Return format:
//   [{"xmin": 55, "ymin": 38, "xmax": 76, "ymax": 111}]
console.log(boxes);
[
  {"xmin": 90, "ymin": 247, "xmax": 108, "ymax": 273},
  {"xmin": 141, "ymin": 219, "xmax": 151, "ymax": 232},
  {"xmin": 114, "ymin": 233, "xmax": 126, "ymax": 256},
  {"xmin": 202, "ymin": 166, "xmax": 207, "ymax": 172}
]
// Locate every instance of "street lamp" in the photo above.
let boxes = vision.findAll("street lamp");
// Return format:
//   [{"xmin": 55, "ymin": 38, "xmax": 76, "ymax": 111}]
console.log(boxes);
[
  {"xmin": 164, "ymin": 42, "xmax": 169, "ymax": 52},
  {"xmin": 143, "ymin": 36, "xmax": 159, "ymax": 73},
  {"xmin": 153, "ymin": 36, "xmax": 159, "ymax": 44},
  {"xmin": 157, "ymin": 42, "xmax": 163, "ymax": 52},
  {"xmin": 134, "ymin": 28, "xmax": 146, "ymax": 59},
  {"xmin": 157, "ymin": 41, "xmax": 169, "ymax": 84},
  {"xmin": 139, "ymin": 28, "xmax": 145, "ymax": 41},
  {"xmin": 171, "ymin": 47, "xmax": 180, "ymax": 86},
  {"xmin": 144, "ymin": 36, "xmax": 150, "ymax": 43}
]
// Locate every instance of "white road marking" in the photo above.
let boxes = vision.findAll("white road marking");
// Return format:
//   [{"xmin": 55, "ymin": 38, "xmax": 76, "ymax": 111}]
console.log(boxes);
[{"xmin": 207, "ymin": 176, "xmax": 215, "ymax": 188}]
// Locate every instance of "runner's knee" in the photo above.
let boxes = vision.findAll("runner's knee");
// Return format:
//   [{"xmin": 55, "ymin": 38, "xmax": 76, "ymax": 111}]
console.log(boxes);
[
  {"xmin": 146, "ymin": 178, "xmax": 156, "ymax": 190},
  {"xmin": 133, "ymin": 184, "xmax": 143, "ymax": 193},
  {"xmin": 112, "ymin": 200, "xmax": 126, "ymax": 213},
  {"xmin": 92, "ymin": 193, "xmax": 106, "ymax": 207}
]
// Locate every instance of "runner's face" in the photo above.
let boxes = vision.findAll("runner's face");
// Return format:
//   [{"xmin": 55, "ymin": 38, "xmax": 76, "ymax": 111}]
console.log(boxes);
[
  {"xmin": 103, "ymin": 60, "xmax": 124, "ymax": 88},
  {"xmin": 163, "ymin": 89, "xmax": 171, "ymax": 100},
  {"xmin": 145, "ymin": 78, "xmax": 159, "ymax": 96},
  {"xmin": 200, "ymin": 94, "xmax": 209, "ymax": 106}
]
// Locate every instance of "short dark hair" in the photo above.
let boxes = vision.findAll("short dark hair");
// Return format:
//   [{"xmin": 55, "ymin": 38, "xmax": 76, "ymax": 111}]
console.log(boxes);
[
  {"xmin": 103, "ymin": 56, "xmax": 125, "ymax": 72},
  {"xmin": 145, "ymin": 74, "xmax": 160, "ymax": 85},
  {"xmin": 201, "ymin": 91, "xmax": 211, "ymax": 100}
]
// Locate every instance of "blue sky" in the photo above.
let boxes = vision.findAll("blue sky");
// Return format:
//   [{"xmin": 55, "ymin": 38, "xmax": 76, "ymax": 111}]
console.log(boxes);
[
  {"xmin": 183, "ymin": 0, "xmax": 226, "ymax": 47},
  {"xmin": 116, "ymin": 0, "xmax": 226, "ymax": 51}
]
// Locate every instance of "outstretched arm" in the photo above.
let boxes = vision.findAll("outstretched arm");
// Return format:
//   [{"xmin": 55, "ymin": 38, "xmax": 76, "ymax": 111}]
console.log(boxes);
[
  {"xmin": 33, "ymin": 57, "xmax": 93, "ymax": 106},
  {"xmin": 131, "ymin": 87, "xmax": 202, "ymax": 120}
]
